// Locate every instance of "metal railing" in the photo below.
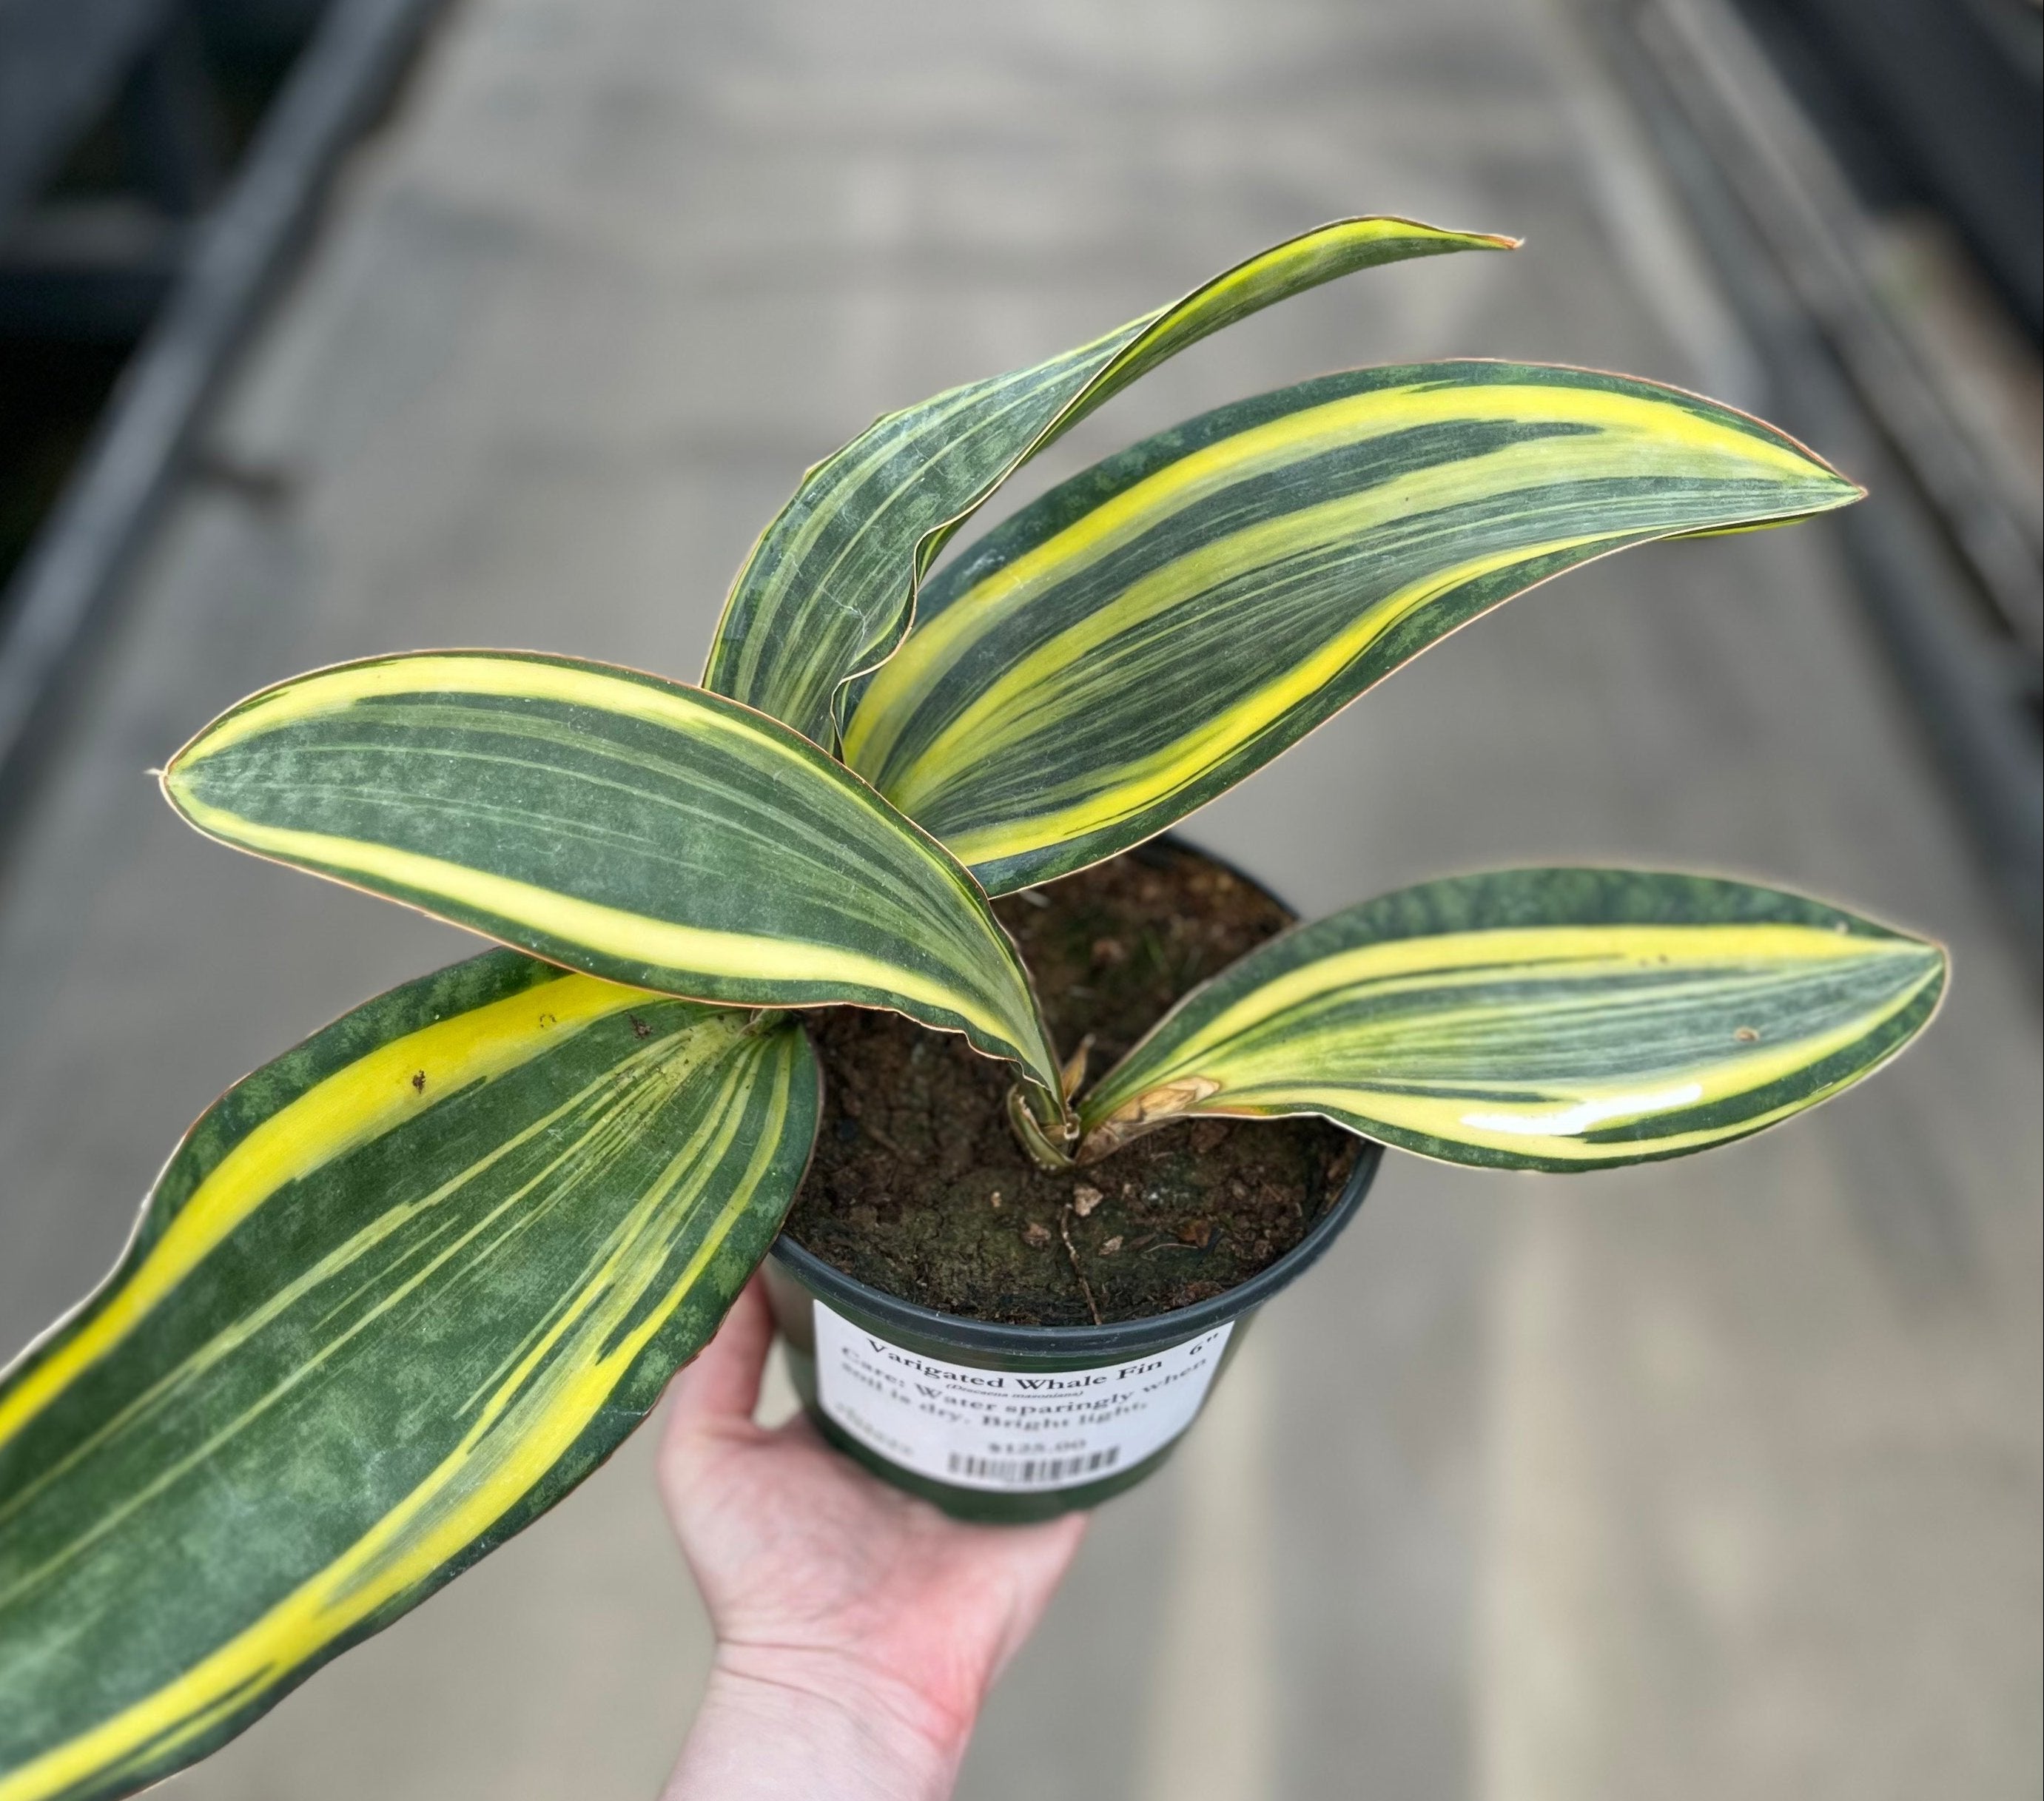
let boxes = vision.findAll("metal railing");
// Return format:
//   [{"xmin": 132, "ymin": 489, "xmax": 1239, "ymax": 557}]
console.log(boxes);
[
  {"xmin": 0, "ymin": 0, "xmax": 446, "ymax": 816},
  {"xmin": 1601, "ymin": 0, "xmax": 2043, "ymax": 958}
]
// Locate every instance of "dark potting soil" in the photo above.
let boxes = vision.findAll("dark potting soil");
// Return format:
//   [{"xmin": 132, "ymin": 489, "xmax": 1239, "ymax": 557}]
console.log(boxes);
[{"xmin": 783, "ymin": 841, "xmax": 1359, "ymax": 1327}]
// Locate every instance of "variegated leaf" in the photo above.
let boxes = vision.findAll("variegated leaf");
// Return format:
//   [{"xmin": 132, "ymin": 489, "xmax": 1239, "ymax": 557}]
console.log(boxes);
[
  {"xmin": 1078, "ymin": 869, "xmax": 1943, "ymax": 1170},
  {"xmin": 702, "ymin": 217, "xmax": 1514, "ymax": 744},
  {"xmin": 843, "ymin": 364, "xmax": 1860, "ymax": 895},
  {"xmin": 161, "ymin": 652, "xmax": 1063, "ymax": 1100},
  {"xmin": 0, "ymin": 952, "xmax": 817, "ymax": 1801}
]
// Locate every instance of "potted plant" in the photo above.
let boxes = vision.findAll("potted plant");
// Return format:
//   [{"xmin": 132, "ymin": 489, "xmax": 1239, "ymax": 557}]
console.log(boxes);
[{"xmin": 0, "ymin": 218, "xmax": 1943, "ymax": 1801}]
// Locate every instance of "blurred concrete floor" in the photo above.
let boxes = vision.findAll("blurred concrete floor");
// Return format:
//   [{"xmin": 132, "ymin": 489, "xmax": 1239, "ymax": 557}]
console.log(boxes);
[{"xmin": 1, "ymin": 0, "xmax": 2037, "ymax": 1796}]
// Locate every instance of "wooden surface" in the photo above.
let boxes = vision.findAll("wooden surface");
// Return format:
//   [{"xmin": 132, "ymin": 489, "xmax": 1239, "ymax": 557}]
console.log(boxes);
[{"xmin": 0, "ymin": 0, "xmax": 2036, "ymax": 1795}]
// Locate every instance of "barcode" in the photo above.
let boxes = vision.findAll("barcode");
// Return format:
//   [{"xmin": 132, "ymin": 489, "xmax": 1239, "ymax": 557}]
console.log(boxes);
[{"xmin": 947, "ymin": 1447, "xmax": 1120, "ymax": 1486}]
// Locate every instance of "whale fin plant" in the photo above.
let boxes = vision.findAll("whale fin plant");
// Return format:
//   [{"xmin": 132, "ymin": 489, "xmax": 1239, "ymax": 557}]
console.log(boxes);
[{"xmin": 0, "ymin": 218, "xmax": 1943, "ymax": 1801}]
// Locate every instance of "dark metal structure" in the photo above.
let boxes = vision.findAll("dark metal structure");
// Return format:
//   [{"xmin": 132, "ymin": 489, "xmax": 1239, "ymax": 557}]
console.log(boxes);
[
  {"xmin": 1732, "ymin": 0, "xmax": 2042, "ymax": 340},
  {"xmin": 0, "ymin": 0, "xmax": 446, "ymax": 812},
  {"xmin": 1605, "ymin": 0, "xmax": 2044, "ymax": 959}
]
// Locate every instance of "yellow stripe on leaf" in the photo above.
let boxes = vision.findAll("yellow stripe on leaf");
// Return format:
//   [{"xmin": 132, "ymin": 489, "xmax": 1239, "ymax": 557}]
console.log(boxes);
[
  {"xmin": 0, "ymin": 954, "xmax": 818, "ymax": 1801},
  {"xmin": 1077, "ymin": 871, "xmax": 1943, "ymax": 1171},
  {"xmin": 161, "ymin": 651, "xmax": 1063, "ymax": 1099},
  {"xmin": 0, "ymin": 972, "xmax": 636, "ymax": 1454},
  {"xmin": 844, "ymin": 365, "xmax": 1860, "ymax": 895},
  {"xmin": 702, "ymin": 217, "xmax": 1515, "ymax": 744}
]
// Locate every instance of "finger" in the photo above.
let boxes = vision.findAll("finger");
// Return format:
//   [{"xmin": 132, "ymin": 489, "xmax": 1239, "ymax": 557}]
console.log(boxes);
[{"xmin": 665, "ymin": 1276, "xmax": 774, "ymax": 1441}]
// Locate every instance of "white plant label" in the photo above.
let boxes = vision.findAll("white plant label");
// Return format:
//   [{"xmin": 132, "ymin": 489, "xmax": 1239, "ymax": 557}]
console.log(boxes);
[{"xmin": 811, "ymin": 1303, "xmax": 1233, "ymax": 1492}]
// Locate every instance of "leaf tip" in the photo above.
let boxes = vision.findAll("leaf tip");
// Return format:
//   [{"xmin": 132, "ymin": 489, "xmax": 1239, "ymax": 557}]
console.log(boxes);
[{"xmin": 155, "ymin": 753, "xmax": 195, "ymax": 814}]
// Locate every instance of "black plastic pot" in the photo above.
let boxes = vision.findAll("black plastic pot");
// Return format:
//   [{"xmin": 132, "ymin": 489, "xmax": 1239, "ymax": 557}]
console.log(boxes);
[
  {"xmin": 764, "ymin": 1143, "xmax": 1378, "ymax": 1522},
  {"xmin": 764, "ymin": 839, "xmax": 1382, "ymax": 1524}
]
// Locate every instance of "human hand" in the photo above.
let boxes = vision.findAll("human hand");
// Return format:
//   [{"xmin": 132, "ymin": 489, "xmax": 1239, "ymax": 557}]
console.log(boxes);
[{"xmin": 656, "ymin": 1277, "xmax": 1088, "ymax": 1801}]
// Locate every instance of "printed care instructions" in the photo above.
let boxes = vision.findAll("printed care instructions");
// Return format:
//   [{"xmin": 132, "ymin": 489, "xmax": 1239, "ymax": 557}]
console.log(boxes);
[{"xmin": 813, "ymin": 1303, "xmax": 1232, "ymax": 1491}]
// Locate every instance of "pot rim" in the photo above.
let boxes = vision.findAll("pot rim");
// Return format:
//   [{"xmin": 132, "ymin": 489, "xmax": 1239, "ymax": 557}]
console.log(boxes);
[
  {"xmin": 769, "ymin": 1136, "xmax": 1380, "ymax": 1359},
  {"xmin": 770, "ymin": 828, "xmax": 1383, "ymax": 1359}
]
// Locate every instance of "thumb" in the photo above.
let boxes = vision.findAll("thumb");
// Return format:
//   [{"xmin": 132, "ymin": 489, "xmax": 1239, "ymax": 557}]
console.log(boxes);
[{"xmin": 664, "ymin": 1276, "xmax": 775, "ymax": 1445}]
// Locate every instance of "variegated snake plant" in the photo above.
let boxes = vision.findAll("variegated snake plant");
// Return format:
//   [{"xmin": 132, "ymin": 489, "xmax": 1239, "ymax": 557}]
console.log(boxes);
[{"xmin": 0, "ymin": 218, "xmax": 1943, "ymax": 1801}]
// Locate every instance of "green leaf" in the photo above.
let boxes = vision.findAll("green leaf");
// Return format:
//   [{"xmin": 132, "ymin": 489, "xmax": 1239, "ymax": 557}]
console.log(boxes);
[
  {"xmin": 1077, "ymin": 869, "xmax": 1943, "ymax": 1171},
  {"xmin": 842, "ymin": 364, "xmax": 1862, "ymax": 895},
  {"xmin": 0, "ymin": 951, "xmax": 818, "ymax": 1801},
  {"xmin": 161, "ymin": 652, "xmax": 1063, "ymax": 1100},
  {"xmin": 701, "ymin": 217, "xmax": 1514, "ymax": 745}
]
